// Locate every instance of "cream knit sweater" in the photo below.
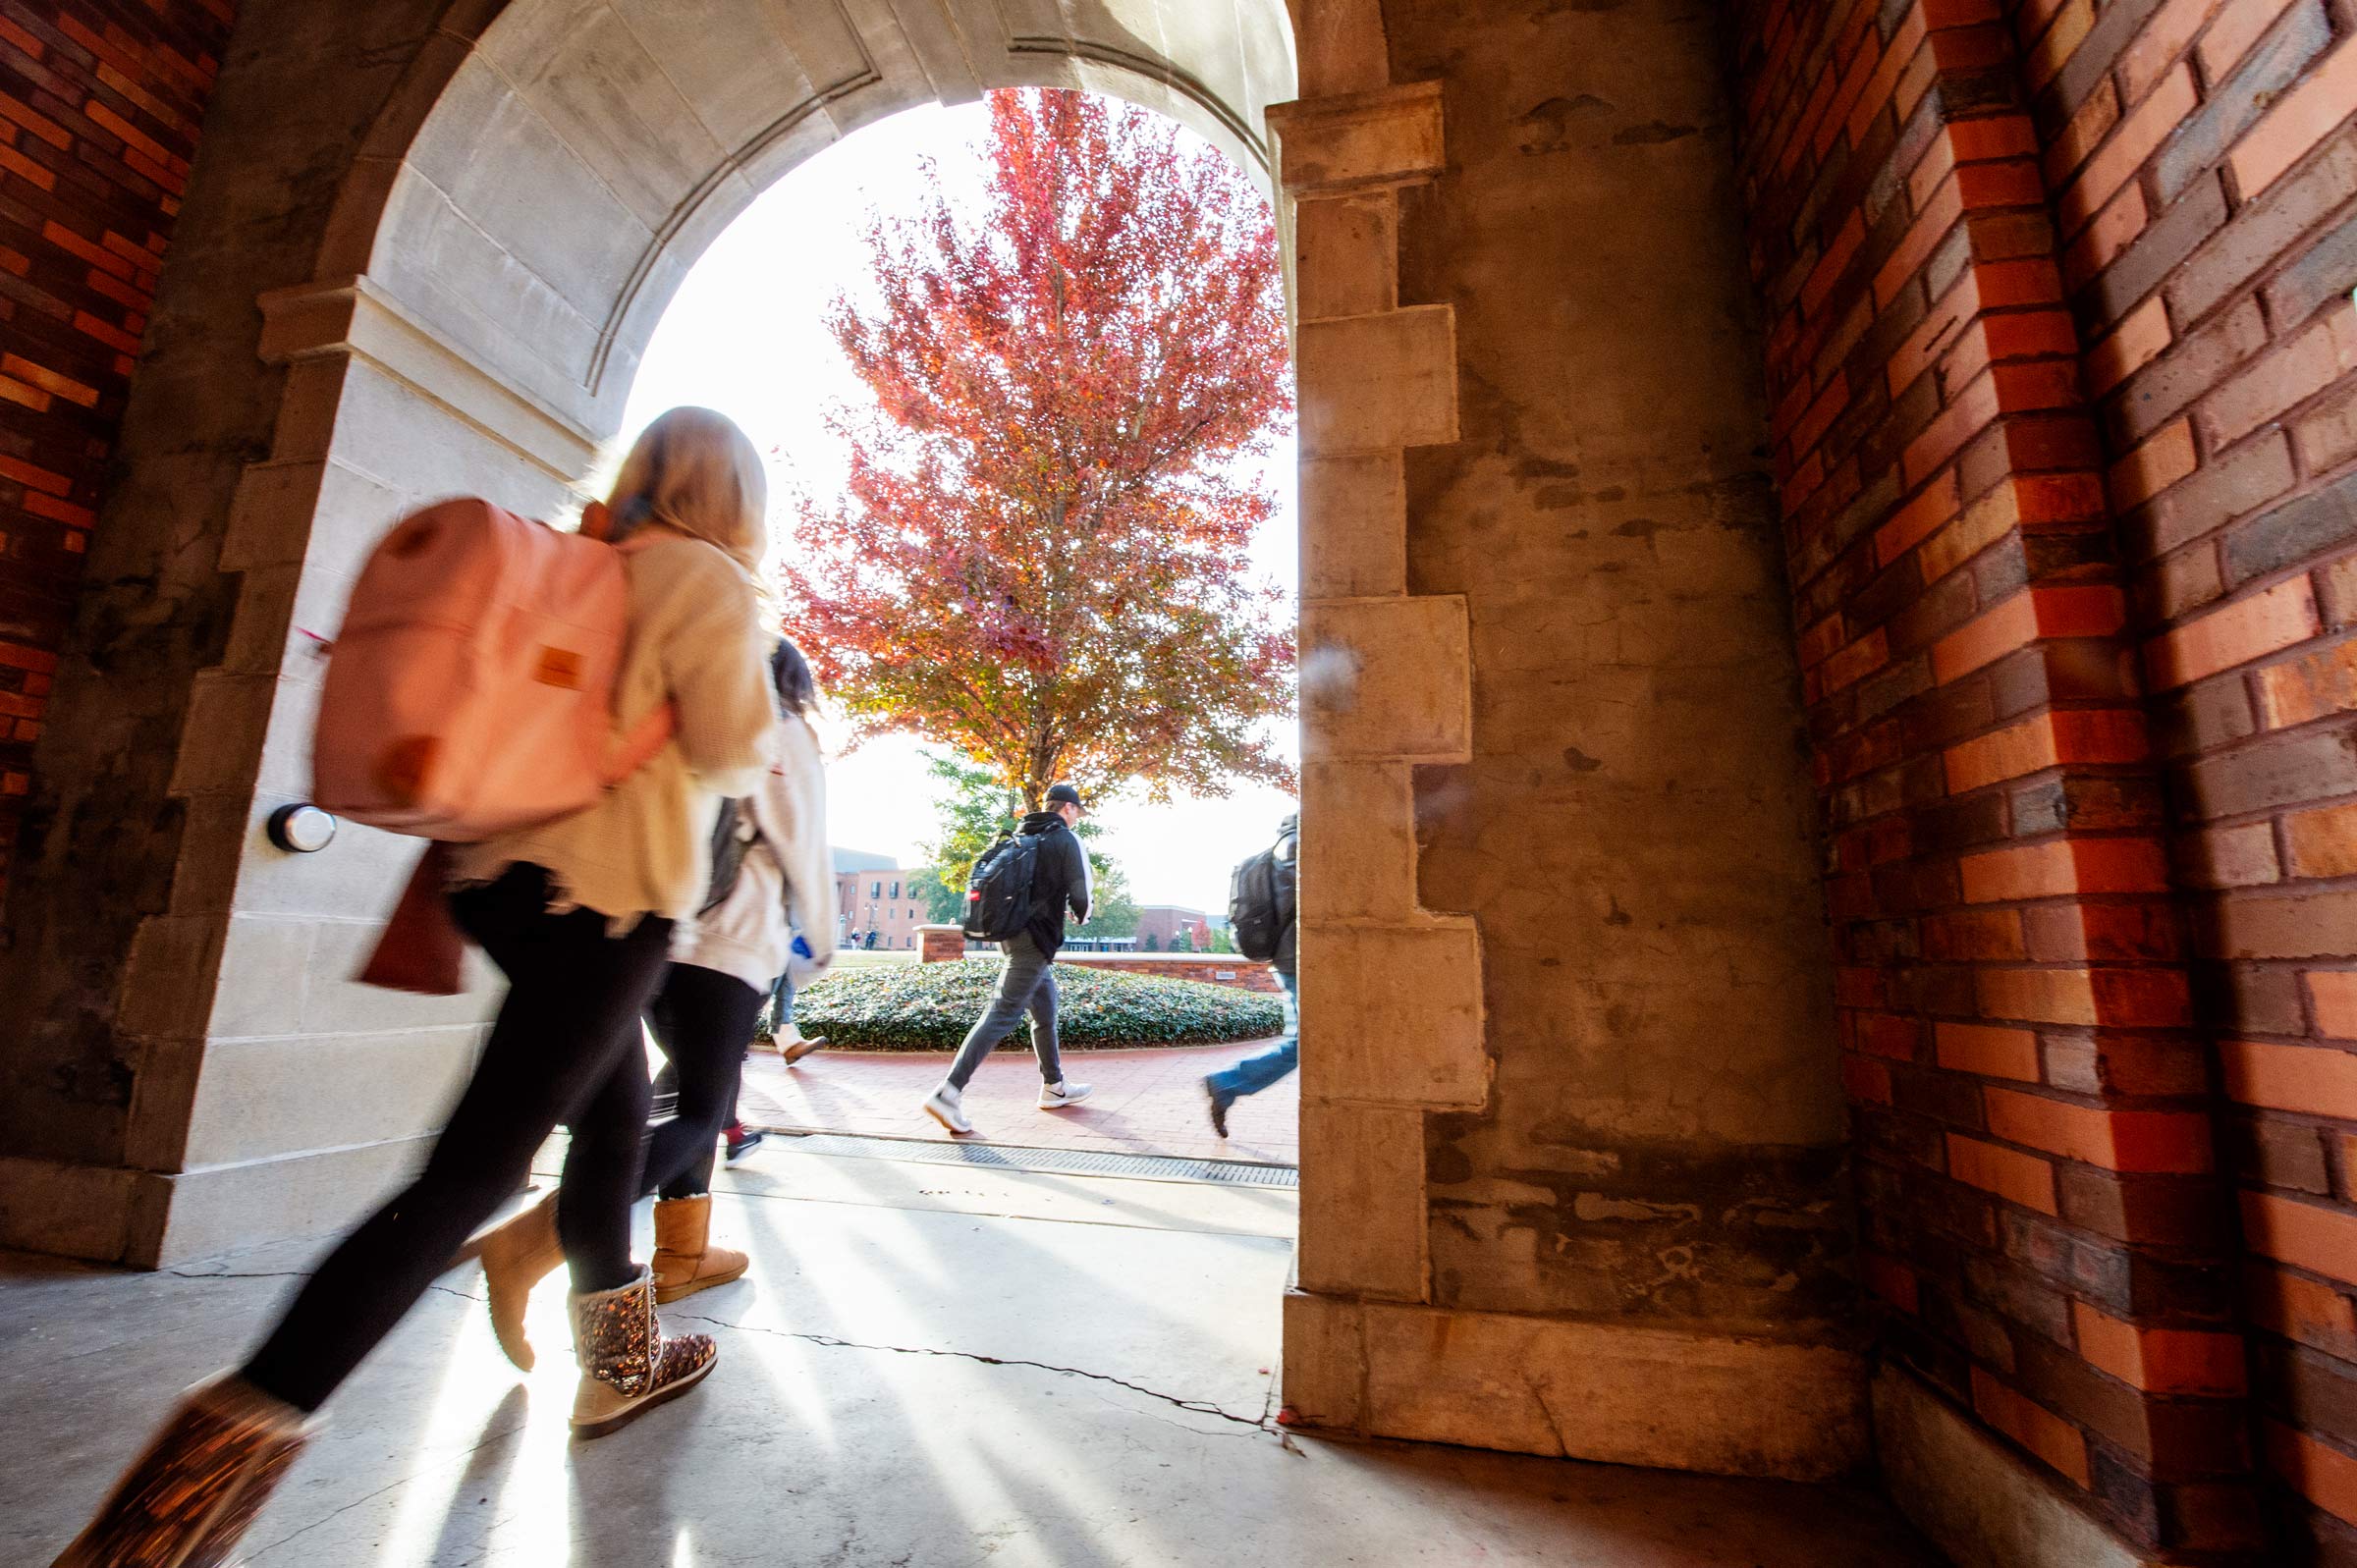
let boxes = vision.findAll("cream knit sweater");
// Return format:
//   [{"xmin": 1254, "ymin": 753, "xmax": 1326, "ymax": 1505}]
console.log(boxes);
[
  {"xmin": 671, "ymin": 711, "xmax": 835, "ymax": 991},
  {"xmin": 454, "ymin": 531, "xmax": 776, "ymax": 926}
]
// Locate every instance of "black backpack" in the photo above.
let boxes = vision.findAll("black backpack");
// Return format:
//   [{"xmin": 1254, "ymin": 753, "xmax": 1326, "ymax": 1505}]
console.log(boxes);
[
  {"xmin": 699, "ymin": 798, "xmax": 746, "ymax": 915},
  {"xmin": 962, "ymin": 831, "xmax": 1044, "ymax": 942},
  {"xmin": 1230, "ymin": 841, "xmax": 1288, "ymax": 961}
]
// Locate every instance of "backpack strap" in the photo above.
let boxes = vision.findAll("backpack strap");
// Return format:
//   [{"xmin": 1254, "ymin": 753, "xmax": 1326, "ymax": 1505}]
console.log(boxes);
[{"xmin": 595, "ymin": 527, "xmax": 682, "ymax": 785}]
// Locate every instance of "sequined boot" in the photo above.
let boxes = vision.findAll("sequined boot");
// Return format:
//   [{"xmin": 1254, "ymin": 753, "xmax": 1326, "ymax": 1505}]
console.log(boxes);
[
  {"xmin": 50, "ymin": 1374, "xmax": 311, "ymax": 1568},
  {"xmin": 569, "ymin": 1267, "xmax": 716, "ymax": 1438},
  {"xmin": 651, "ymin": 1195, "xmax": 748, "ymax": 1304},
  {"xmin": 476, "ymin": 1189, "xmax": 562, "ymax": 1371}
]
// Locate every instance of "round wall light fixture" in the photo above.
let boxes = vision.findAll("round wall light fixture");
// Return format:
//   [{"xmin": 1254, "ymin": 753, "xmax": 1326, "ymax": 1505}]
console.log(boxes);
[{"xmin": 267, "ymin": 803, "xmax": 339, "ymax": 853}]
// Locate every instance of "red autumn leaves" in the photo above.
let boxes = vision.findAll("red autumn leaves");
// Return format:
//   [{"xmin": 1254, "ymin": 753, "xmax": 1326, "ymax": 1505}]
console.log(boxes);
[{"xmin": 777, "ymin": 88, "xmax": 1295, "ymax": 809}]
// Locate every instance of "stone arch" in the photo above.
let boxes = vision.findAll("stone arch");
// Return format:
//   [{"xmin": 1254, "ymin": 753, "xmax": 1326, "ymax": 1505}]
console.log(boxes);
[
  {"xmin": 132, "ymin": 0, "xmax": 1440, "ymax": 1281},
  {"xmin": 27, "ymin": 0, "xmax": 1520, "ymax": 1475},
  {"xmin": 306, "ymin": 0, "xmax": 1312, "ymax": 452}
]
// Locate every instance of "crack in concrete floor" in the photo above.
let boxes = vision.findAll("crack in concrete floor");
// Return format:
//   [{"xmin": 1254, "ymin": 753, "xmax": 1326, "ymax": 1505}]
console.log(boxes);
[
  {"xmin": 166, "ymin": 1267, "xmax": 1274, "ymax": 1438},
  {"xmin": 666, "ymin": 1307, "xmax": 1274, "ymax": 1433}
]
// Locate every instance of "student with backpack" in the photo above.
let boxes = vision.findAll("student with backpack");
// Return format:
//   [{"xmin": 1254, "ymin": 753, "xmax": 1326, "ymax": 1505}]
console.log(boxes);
[
  {"xmin": 473, "ymin": 638, "xmax": 836, "ymax": 1372},
  {"xmin": 50, "ymin": 408, "xmax": 779, "ymax": 1567},
  {"xmin": 921, "ymin": 782, "xmax": 1096, "ymax": 1135},
  {"xmin": 1206, "ymin": 812, "xmax": 1299, "ymax": 1135}
]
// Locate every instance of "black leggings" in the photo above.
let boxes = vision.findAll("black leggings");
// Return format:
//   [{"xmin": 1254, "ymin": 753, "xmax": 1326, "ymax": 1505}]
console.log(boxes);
[
  {"xmin": 642, "ymin": 964, "xmax": 766, "ymax": 1201},
  {"xmin": 242, "ymin": 864, "xmax": 674, "ymax": 1413}
]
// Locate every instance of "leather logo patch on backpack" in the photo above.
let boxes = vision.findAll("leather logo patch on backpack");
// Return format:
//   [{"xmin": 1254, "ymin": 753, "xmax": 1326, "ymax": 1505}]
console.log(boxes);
[
  {"xmin": 374, "ymin": 735, "xmax": 441, "ymax": 807},
  {"xmin": 533, "ymin": 646, "xmax": 584, "ymax": 689}
]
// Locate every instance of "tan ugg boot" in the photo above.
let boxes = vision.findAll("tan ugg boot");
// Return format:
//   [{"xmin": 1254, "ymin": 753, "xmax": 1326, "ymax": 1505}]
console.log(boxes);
[
  {"xmin": 50, "ymin": 1374, "xmax": 311, "ymax": 1568},
  {"xmin": 569, "ymin": 1268, "xmax": 716, "ymax": 1439},
  {"xmin": 476, "ymin": 1189, "xmax": 563, "ymax": 1371},
  {"xmin": 650, "ymin": 1194, "xmax": 749, "ymax": 1304}
]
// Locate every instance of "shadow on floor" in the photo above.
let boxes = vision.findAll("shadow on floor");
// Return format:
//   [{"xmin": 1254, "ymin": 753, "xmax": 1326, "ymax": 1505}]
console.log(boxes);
[{"xmin": 0, "ymin": 1153, "xmax": 1940, "ymax": 1567}]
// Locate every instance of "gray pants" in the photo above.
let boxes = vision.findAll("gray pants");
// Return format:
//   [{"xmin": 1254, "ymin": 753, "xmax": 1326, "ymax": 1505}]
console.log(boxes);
[{"xmin": 945, "ymin": 934, "xmax": 1063, "ymax": 1090}]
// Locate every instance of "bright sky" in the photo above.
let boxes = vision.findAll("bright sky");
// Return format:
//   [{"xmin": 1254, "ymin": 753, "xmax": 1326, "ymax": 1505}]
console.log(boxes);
[{"xmin": 618, "ymin": 100, "xmax": 1300, "ymax": 916}]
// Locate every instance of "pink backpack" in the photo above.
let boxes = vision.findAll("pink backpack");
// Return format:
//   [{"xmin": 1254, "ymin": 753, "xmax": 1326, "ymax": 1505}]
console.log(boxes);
[{"xmin": 311, "ymin": 498, "xmax": 670, "ymax": 841}]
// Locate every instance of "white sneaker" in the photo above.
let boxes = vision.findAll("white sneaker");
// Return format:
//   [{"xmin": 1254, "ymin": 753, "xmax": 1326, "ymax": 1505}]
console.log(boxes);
[
  {"xmin": 922, "ymin": 1086, "xmax": 974, "ymax": 1135},
  {"xmin": 1037, "ymin": 1080, "xmax": 1094, "ymax": 1109}
]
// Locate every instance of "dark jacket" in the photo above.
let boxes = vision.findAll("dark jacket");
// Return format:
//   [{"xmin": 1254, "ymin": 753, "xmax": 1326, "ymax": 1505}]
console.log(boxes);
[
  {"xmin": 1016, "ymin": 811, "xmax": 1092, "ymax": 957},
  {"xmin": 1272, "ymin": 814, "xmax": 1298, "ymax": 976}
]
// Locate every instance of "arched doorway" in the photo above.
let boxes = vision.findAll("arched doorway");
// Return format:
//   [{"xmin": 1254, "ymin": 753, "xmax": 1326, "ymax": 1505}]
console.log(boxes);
[{"xmin": 82, "ymin": 0, "xmax": 1482, "ymax": 1447}]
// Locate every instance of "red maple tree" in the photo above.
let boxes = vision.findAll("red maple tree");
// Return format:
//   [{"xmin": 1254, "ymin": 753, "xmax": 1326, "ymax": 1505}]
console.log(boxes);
[{"xmin": 777, "ymin": 88, "xmax": 1295, "ymax": 810}]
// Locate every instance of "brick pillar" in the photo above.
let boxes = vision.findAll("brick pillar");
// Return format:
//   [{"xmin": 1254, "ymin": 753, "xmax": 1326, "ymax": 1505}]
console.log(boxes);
[
  {"xmin": 917, "ymin": 924, "xmax": 964, "ymax": 963},
  {"xmin": 1733, "ymin": 0, "xmax": 2253, "ymax": 1558}
]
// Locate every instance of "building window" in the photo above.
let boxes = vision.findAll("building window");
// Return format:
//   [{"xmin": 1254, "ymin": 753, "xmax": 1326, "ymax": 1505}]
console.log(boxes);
[
  {"xmin": 890, "ymin": 880, "xmax": 900, "ymax": 898},
  {"xmin": 871, "ymin": 881, "xmax": 881, "ymax": 896}
]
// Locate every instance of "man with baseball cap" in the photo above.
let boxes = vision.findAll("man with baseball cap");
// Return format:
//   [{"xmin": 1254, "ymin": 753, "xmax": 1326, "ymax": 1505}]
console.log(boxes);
[{"xmin": 923, "ymin": 782, "xmax": 1095, "ymax": 1134}]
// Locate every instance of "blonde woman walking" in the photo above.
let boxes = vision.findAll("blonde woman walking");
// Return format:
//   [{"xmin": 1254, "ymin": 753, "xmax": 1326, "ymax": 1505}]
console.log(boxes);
[{"xmin": 52, "ymin": 407, "xmax": 780, "ymax": 1568}]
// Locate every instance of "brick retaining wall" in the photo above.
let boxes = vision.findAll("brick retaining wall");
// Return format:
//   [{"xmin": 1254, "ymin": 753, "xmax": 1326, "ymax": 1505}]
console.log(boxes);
[
  {"xmin": 1054, "ymin": 953, "xmax": 1284, "ymax": 995},
  {"xmin": 916, "ymin": 925, "xmax": 1281, "ymax": 993}
]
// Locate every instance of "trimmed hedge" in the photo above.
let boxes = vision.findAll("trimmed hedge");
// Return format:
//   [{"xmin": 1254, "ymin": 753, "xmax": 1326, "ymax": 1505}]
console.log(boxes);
[{"xmin": 793, "ymin": 958, "xmax": 1284, "ymax": 1052}]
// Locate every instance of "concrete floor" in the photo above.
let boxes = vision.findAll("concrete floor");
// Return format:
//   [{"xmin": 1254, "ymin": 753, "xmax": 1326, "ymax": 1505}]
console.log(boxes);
[{"xmin": 1, "ymin": 1147, "xmax": 1940, "ymax": 1566}]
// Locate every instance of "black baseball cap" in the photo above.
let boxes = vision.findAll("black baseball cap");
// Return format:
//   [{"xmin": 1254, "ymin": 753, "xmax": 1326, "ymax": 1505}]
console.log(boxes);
[{"xmin": 1046, "ymin": 783, "xmax": 1084, "ymax": 812}]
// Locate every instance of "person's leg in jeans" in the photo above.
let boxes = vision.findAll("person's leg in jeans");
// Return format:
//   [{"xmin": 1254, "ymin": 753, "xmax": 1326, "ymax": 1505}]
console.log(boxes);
[
  {"xmin": 1024, "ymin": 960, "xmax": 1064, "ymax": 1085},
  {"xmin": 942, "ymin": 935, "xmax": 1050, "ymax": 1091},
  {"xmin": 641, "ymin": 964, "xmax": 765, "ymax": 1201},
  {"xmin": 1206, "ymin": 969, "xmax": 1299, "ymax": 1132},
  {"xmin": 241, "ymin": 864, "xmax": 673, "ymax": 1413}
]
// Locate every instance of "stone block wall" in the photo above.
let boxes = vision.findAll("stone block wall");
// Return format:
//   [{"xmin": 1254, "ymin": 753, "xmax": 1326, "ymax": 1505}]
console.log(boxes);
[
  {"xmin": 0, "ymin": 0, "xmax": 232, "ymax": 909},
  {"xmin": 1734, "ymin": 0, "xmax": 2357, "ymax": 1560},
  {"xmin": 1270, "ymin": 0, "xmax": 1870, "ymax": 1483}
]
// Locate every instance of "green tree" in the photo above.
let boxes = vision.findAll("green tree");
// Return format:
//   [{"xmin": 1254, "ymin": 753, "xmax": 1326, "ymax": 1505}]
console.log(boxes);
[
  {"xmin": 1207, "ymin": 925, "xmax": 1236, "ymax": 954},
  {"xmin": 1083, "ymin": 857, "xmax": 1140, "ymax": 940},
  {"xmin": 917, "ymin": 748, "xmax": 1141, "ymax": 940},
  {"xmin": 917, "ymin": 752, "xmax": 1018, "ymax": 921},
  {"xmin": 1169, "ymin": 927, "xmax": 1196, "ymax": 953}
]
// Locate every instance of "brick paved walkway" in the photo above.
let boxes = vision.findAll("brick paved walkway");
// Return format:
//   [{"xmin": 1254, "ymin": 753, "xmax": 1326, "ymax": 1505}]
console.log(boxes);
[{"xmin": 738, "ymin": 1036, "xmax": 1299, "ymax": 1165}]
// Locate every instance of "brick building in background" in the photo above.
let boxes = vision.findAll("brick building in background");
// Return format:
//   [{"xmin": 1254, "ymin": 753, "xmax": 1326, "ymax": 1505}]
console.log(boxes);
[
  {"xmin": 0, "ymin": 1, "xmax": 231, "ymax": 907},
  {"xmin": 831, "ymin": 847, "xmax": 926, "ymax": 950},
  {"xmin": 1134, "ymin": 904, "xmax": 1213, "ymax": 950},
  {"xmin": 6, "ymin": 0, "xmax": 2357, "ymax": 1564}
]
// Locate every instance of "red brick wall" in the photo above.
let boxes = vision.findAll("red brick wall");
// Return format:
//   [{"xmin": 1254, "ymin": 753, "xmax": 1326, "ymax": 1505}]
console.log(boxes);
[
  {"xmin": 1734, "ymin": 0, "xmax": 2268, "ymax": 1556},
  {"xmin": 0, "ymin": 0, "xmax": 232, "ymax": 903},
  {"xmin": 1053, "ymin": 953, "xmax": 1283, "ymax": 995},
  {"xmin": 2066, "ymin": 0, "xmax": 2357, "ymax": 1555}
]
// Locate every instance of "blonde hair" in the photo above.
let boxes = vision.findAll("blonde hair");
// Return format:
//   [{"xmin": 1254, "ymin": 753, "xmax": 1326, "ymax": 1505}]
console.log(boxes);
[{"xmin": 607, "ymin": 406, "xmax": 769, "ymax": 574}]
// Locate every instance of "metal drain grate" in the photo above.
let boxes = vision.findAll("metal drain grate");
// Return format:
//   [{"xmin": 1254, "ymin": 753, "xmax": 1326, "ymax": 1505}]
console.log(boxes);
[{"xmin": 748, "ymin": 1128, "xmax": 1299, "ymax": 1189}]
